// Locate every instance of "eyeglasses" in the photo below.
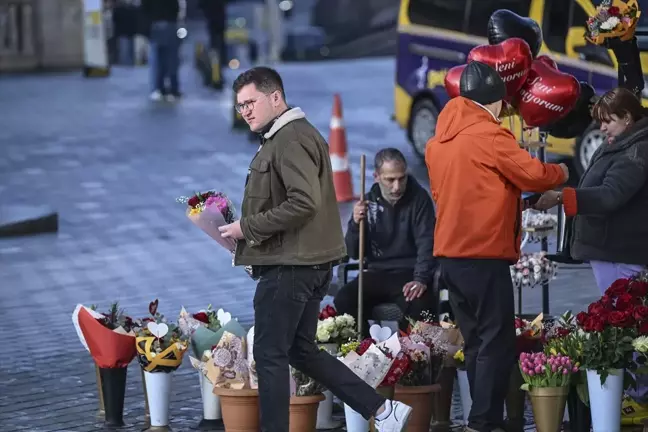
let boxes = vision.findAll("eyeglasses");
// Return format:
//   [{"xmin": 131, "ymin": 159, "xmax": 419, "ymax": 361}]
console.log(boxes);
[{"xmin": 235, "ymin": 98, "xmax": 258, "ymax": 114}]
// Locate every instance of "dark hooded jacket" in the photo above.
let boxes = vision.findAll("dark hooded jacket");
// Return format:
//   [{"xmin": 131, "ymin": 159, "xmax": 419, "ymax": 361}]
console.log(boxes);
[{"xmin": 345, "ymin": 176, "xmax": 437, "ymax": 285}]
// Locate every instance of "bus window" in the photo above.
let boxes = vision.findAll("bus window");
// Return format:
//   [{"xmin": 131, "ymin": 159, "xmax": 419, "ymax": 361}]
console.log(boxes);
[
  {"xmin": 466, "ymin": 0, "xmax": 532, "ymax": 38},
  {"xmin": 407, "ymin": 0, "xmax": 467, "ymax": 32},
  {"xmin": 544, "ymin": 0, "xmax": 570, "ymax": 53}
]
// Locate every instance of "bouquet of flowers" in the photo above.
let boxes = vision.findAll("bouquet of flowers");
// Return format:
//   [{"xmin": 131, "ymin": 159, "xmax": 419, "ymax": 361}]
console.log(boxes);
[
  {"xmin": 209, "ymin": 331, "xmax": 253, "ymax": 389},
  {"xmin": 136, "ymin": 299, "xmax": 189, "ymax": 373},
  {"xmin": 578, "ymin": 277, "xmax": 648, "ymax": 383},
  {"xmin": 519, "ymin": 352, "xmax": 580, "ymax": 390},
  {"xmin": 316, "ymin": 305, "xmax": 357, "ymax": 347},
  {"xmin": 585, "ymin": 0, "xmax": 641, "ymax": 45},
  {"xmin": 510, "ymin": 252, "xmax": 558, "ymax": 289},
  {"xmin": 403, "ymin": 313, "xmax": 462, "ymax": 365},
  {"xmin": 179, "ymin": 305, "xmax": 246, "ymax": 358},
  {"xmin": 177, "ymin": 190, "xmax": 253, "ymax": 278},
  {"xmin": 72, "ymin": 302, "xmax": 139, "ymax": 368},
  {"xmin": 515, "ymin": 314, "xmax": 544, "ymax": 355},
  {"xmin": 398, "ymin": 335, "xmax": 446, "ymax": 386},
  {"xmin": 338, "ymin": 325, "xmax": 401, "ymax": 389}
]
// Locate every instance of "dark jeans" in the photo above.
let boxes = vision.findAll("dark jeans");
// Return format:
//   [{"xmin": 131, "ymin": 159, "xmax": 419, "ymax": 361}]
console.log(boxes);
[
  {"xmin": 253, "ymin": 264, "xmax": 385, "ymax": 432},
  {"xmin": 149, "ymin": 21, "xmax": 180, "ymax": 94},
  {"xmin": 439, "ymin": 258, "xmax": 516, "ymax": 432},
  {"xmin": 334, "ymin": 269, "xmax": 434, "ymax": 336}
]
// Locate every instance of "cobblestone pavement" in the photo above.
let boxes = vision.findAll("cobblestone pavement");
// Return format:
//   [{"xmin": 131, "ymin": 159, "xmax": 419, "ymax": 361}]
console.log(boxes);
[{"xmin": 0, "ymin": 55, "xmax": 602, "ymax": 431}]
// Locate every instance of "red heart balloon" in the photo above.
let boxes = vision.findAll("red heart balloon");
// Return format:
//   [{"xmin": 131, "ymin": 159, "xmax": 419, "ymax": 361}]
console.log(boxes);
[
  {"xmin": 515, "ymin": 59, "xmax": 580, "ymax": 127},
  {"xmin": 444, "ymin": 64, "xmax": 466, "ymax": 99},
  {"xmin": 536, "ymin": 55, "xmax": 558, "ymax": 70},
  {"xmin": 467, "ymin": 37, "xmax": 532, "ymax": 100}
]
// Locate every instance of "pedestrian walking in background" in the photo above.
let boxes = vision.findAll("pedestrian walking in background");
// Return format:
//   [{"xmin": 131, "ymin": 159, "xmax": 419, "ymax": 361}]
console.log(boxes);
[
  {"xmin": 199, "ymin": 0, "xmax": 227, "ymax": 89},
  {"xmin": 426, "ymin": 61, "xmax": 569, "ymax": 432},
  {"xmin": 219, "ymin": 66, "xmax": 414, "ymax": 432},
  {"xmin": 112, "ymin": 0, "xmax": 139, "ymax": 65},
  {"xmin": 141, "ymin": 0, "xmax": 185, "ymax": 101}
]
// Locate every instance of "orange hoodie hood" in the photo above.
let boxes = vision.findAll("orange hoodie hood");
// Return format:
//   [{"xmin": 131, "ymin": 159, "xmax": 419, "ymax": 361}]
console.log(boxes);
[{"xmin": 435, "ymin": 97, "xmax": 501, "ymax": 143}]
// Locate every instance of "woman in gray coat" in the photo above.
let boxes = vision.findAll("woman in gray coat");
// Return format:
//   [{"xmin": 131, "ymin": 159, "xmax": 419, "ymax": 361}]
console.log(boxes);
[{"xmin": 536, "ymin": 87, "xmax": 648, "ymax": 294}]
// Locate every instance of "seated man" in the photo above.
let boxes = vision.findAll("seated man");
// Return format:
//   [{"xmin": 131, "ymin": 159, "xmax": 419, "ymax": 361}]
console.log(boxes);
[{"xmin": 334, "ymin": 148, "xmax": 436, "ymax": 334}]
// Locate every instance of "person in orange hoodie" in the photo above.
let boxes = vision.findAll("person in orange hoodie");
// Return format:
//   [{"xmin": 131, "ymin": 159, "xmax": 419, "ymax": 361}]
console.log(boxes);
[{"xmin": 426, "ymin": 61, "xmax": 569, "ymax": 432}]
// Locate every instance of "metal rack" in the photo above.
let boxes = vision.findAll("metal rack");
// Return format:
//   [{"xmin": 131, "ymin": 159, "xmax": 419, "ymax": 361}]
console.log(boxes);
[{"xmin": 517, "ymin": 127, "xmax": 553, "ymax": 316}]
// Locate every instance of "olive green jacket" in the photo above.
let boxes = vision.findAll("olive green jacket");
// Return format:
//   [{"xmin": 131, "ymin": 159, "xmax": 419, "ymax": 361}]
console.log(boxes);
[{"xmin": 234, "ymin": 107, "xmax": 347, "ymax": 266}]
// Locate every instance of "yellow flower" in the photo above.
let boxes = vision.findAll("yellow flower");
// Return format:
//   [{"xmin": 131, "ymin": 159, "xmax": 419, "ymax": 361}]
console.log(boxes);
[
  {"xmin": 550, "ymin": 348, "xmax": 557, "ymax": 355},
  {"xmin": 189, "ymin": 208, "xmax": 201, "ymax": 216},
  {"xmin": 454, "ymin": 349, "xmax": 464, "ymax": 362}
]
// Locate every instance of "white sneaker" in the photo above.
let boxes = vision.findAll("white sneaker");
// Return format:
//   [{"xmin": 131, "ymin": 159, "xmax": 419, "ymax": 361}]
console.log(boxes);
[
  {"xmin": 149, "ymin": 90, "xmax": 163, "ymax": 101},
  {"xmin": 374, "ymin": 400, "xmax": 412, "ymax": 432}
]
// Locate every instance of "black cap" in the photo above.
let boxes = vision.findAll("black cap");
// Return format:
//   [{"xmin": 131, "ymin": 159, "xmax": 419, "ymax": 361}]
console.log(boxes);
[{"xmin": 460, "ymin": 61, "xmax": 507, "ymax": 105}]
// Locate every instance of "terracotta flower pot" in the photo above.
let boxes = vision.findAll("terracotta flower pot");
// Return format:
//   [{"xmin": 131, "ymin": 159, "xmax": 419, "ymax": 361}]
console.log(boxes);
[
  {"xmin": 213, "ymin": 388, "xmax": 259, "ymax": 432},
  {"xmin": 290, "ymin": 394, "xmax": 326, "ymax": 432},
  {"xmin": 395, "ymin": 384, "xmax": 441, "ymax": 432}
]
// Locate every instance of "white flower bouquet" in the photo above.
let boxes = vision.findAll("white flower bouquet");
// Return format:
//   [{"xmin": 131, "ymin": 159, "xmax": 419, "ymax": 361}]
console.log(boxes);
[
  {"xmin": 316, "ymin": 305, "xmax": 357, "ymax": 347},
  {"xmin": 511, "ymin": 252, "xmax": 558, "ymax": 289}
]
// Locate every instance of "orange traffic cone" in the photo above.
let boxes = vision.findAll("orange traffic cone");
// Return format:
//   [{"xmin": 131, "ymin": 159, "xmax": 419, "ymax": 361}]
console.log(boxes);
[{"xmin": 329, "ymin": 94, "xmax": 354, "ymax": 202}]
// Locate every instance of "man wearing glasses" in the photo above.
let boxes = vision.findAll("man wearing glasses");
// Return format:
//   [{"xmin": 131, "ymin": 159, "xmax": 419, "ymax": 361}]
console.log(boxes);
[{"xmin": 219, "ymin": 66, "xmax": 413, "ymax": 432}]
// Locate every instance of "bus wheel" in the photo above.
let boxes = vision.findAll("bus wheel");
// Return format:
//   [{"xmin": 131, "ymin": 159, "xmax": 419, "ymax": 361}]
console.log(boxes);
[
  {"xmin": 574, "ymin": 124, "xmax": 604, "ymax": 176},
  {"xmin": 408, "ymin": 98, "xmax": 439, "ymax": 160}
]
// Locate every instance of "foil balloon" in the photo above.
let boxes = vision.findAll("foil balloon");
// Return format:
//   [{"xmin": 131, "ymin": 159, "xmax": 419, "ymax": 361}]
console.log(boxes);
[
  {"xmin": 542, "ymin": 82, "xmax": 596, "ymax": 139},
  {"xmin": 444, "ymin": 64, "xmax": 466, "ymax": 99},
  {"xmin": 488, "ymin": 9, "xmax": 543, "ymax": 58},
  {"xmin": 515, "ymin": 59, "xmax": 580, "ymax": 127},
  {"xmin": 467, "ymin": 38, "xmax": 533, "ymax": 100},
  {"xmin": 536, "ymin": 55, "xmax": 558, "ymax": 70}
]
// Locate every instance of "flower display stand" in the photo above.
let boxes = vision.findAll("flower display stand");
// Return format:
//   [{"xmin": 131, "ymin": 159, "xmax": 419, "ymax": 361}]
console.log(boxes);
[
  {"xmin": 197, "ymin": 373, "xmax": 223, "ymax": 430},
  {"xmin": 316, "ymin": 343, "xmax": 342, "ymax": 429},
  {"xmin": 394, "ymin": 384, "xmax": 441, "ymax": 432},
  {"xmin": 587, "ymin": 368, "xmax": 624, "ymax": 432},
  {"xmin": 528, "ymin": 386, "xmax": 569, "ymax": 432},
  {"xmin": 214, "ymin": 388, "xmax": 260, "ymax": 432},
  {"xmin": 143, "ymin": 371, "xmax": 173, "ymax": 431},
  {"xmin": 290, "ymin": 394, "xmax": 326, "ymax": 432},
  {"xmin": 457, "ymin": 369, "xmax": 472, "ymax": 425}
]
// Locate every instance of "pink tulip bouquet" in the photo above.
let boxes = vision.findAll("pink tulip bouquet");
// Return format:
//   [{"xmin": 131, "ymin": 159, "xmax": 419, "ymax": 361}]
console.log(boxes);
[{"xmin": 519, "ymin": 352, "xmax": 579, "ymax": 390}]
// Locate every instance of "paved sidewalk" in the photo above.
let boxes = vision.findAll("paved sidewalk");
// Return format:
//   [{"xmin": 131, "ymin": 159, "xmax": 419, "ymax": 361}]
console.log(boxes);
[{"xmin": 0, "ymin": 58, "xmax": 601, "ymax": 431}]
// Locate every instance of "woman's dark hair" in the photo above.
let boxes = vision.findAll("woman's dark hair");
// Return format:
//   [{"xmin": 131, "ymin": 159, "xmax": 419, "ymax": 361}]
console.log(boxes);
[{"xmin": 591, "ymin": 87, "xmax": 645, "ymax": 124}]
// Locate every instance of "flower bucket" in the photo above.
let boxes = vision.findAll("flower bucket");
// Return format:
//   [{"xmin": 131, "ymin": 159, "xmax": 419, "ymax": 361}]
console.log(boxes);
[
  {"xmin": 316, "ymin": 343, "xmax": 341, "ymax": 429},
  {"xmin": 457, "ymin": 369, "xmax": 472, "ymax": 424},
  {"xmin": 197, "ymin": 373, "xmax": 223, "ymax": 430},
  {"xmin": 213, "ymin": 388, "xmax": 260, "ymax": 432},
  {"xmin": 290, "ymin": 394, "xmax": 325, "ymax": 432},
  {"xmin": 567, "ymin": 384, "xmax": 591, "ymax": 432},
  {"xmin": 316, "ymin": 391, "xmax": 341, "ymax": 429},
  {"xmin": 505, "ymin": 365, "xmax": 526, "ymax": 432},
  {"xmin": 587, "ymin": 368, "xmax": 624, "ymax": 432},
  {"xmin": 431, "ymin": 366, "xmax": 456, "ymax": 432},
  {"xmin": 143, "ymin": 371, "xmax": 172, "ymax": 429},
  {"xmin": 344, "ymin": 403, "xmax": 369, "ymax": 432},
  {"xmin": 528, "ymin": 386, "xmax": 569, "ymax": 432},
  {"xmin": 394, "ymin": 384, "xmax": 441, "ymax": 432},
  {"xmin": 100, "ymin": 367, "xmax": 128, "ymax": 427}
]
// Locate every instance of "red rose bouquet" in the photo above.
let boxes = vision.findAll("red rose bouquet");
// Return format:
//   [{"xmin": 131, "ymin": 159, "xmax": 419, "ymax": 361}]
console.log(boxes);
[
  {"xmin": 515, "ymin": 314, "xmax": 544, "ymax": 356},
  {"xmin": 578, "ymin": 277, "xmax": 648, "ymax": 383}
]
